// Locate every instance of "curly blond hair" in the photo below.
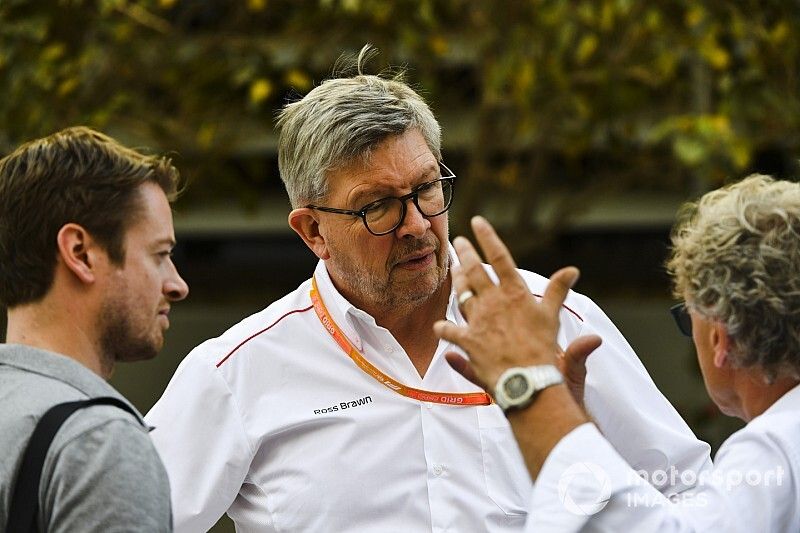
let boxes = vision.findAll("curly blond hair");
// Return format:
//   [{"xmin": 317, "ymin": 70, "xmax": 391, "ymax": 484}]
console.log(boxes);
[{"xmin": 667, "ymin": 174, "xmax": 800, "ymax": 382}]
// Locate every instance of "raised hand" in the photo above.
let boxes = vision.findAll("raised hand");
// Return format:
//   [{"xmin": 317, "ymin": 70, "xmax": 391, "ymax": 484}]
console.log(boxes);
[{"xmin": 435, "ymin": 216, "xmax": 600, "ymax": 400}]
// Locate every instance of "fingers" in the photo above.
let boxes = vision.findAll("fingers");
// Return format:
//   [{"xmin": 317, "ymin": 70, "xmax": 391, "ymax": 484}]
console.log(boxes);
[
  {"xmin": 558, "ymin": 335, "xmax": 601, "ymax": 407},
  {"xmin": 451, "ymin": 265, "xmax": 476, "ymax": 316},
  {"xmin": 542, "ymin": 266, "xmax": 579, "ymax": 315},
  {"xmin": 452, "ymin": 236, "xmax": 495, "ymax": 293},
  {"xmin": 470, "ymin": 216, "xmax": 525, "ymax": 289},
  {"xmin": 444, "ymin": 353, "xmax": 487, "ymax": 390},
  {"xmin": 433, "ymin": 319, "xmax": 468, "ymax": 348},
  {"xmin": 563, "ymin": 335, "xmax": 602, "ymax": 369}
]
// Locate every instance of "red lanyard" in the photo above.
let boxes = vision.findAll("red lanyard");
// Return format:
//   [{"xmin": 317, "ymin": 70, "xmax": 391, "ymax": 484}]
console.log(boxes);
[{"xmin": 310, "ymin": 276, "xmax": 491, "ymax": 406}]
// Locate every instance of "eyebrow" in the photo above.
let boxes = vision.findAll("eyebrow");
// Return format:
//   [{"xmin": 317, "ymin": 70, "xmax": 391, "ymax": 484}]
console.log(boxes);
[
  {"xmin": 152, "ymin": 237, "xmax": 177, "ymax": 248},
  {"xmin": 351, "ymin": 166, "xmax": 441, "ymax": 207}
]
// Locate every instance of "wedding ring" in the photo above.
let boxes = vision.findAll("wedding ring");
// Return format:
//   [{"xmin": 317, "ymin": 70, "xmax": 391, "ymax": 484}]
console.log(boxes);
[{"xmin": 457, "ymin": 290, "xmax": 475, "ymax": 307}]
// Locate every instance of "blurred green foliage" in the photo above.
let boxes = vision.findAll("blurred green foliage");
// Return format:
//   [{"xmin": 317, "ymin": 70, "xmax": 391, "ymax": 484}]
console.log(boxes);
[{"xmin": 1, "ymin": 0, "xmax": 799, "ymax": 245}]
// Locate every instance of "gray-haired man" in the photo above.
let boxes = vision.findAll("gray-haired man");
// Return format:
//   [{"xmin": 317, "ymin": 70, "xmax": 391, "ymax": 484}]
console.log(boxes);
[{"xmin": 147, "ymin": 48, "xmax": 710, "ymax": 532}]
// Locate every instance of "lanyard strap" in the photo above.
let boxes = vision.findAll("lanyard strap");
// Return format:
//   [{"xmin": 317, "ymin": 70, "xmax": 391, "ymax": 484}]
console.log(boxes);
[{"xmin": 310, "ymin": 276, "xmax": 491, "ymax": 406}]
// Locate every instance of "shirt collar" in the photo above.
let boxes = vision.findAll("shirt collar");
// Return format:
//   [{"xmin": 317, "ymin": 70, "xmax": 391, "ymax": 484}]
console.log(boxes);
[
  {"xmin": 0, "ymin": 344, "xmax": 145, "ymax": 423},
  {"xmin": 313, "ymin": 242, "xmax": 465, "ymax": 346},
  {"xmin": 445, "ymin": 242, "xmax": 463, "ymax": 325},
  {"xmin": 760, "ymin": 381, "xmax": 800, "ymax": 418},
  {"xmin": 313, "ymin": 260, "xmax": 366, "ymax": 351}
]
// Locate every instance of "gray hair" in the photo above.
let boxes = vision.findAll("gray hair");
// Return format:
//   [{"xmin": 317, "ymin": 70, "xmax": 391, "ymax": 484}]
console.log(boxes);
[
  {"xmin": 276, "ymin": 45, "xmax": 442, "ymax": 207},
  {"xmin": 668, "ymin": 174, "xmax": 800, "ymax": 382}
]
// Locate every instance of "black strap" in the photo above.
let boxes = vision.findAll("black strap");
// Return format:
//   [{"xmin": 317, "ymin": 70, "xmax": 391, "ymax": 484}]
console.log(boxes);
[{"xmin": 6, "ymin": 397, "xmax": 141, "ymax": 533}]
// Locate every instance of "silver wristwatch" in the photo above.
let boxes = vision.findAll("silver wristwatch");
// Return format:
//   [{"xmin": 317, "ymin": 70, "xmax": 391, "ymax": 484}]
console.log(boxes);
[{"xmin": 493, "ymin": 364, "xmax": 564, "ymax": 412}]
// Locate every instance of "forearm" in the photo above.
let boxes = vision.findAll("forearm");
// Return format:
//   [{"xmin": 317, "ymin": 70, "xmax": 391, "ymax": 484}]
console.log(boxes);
[{"xmin": 506, "ymin": 383, "xmax": 588, "ymax": 480}]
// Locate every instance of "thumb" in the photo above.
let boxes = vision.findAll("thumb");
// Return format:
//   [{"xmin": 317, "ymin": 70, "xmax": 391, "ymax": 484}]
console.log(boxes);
[{"xmin": 561, "ymin": 334, "xmax": 602, "ymax": 378}]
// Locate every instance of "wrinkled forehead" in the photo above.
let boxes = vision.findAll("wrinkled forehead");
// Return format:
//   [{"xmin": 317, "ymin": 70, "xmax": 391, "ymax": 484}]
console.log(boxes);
[{"xmin": 327, "ymin": 130, "xmax": 439, "ymax": 193}]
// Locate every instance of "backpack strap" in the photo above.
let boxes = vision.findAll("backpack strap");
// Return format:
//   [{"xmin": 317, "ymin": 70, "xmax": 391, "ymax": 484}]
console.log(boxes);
[{"xmin": 6, "ymin": 397, "xmax": 141, "ymax": 533}]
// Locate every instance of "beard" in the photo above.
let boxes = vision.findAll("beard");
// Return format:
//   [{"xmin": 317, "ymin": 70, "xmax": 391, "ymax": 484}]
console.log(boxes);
[
  {"xmin": 327, "ymin": 232, "xmax": 450, "ymax": 312},
  {"xmin": 97, "ymin": 293, "xmax": 161, "ymax": 375}
]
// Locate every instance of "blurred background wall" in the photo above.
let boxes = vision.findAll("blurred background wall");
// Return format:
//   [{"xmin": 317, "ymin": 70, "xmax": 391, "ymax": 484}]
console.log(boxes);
[{"xmin": 2, "ymin": 1, "xmax": 799, "ymax": 530}]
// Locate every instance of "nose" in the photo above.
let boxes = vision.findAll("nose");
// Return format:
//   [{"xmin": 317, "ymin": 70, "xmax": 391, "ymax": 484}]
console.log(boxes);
[
  {"xmin": 394, "ymin": 199, "xmax": 430, "ymax": 239},
  {"xmin": 164, "ymin": 263, "xmax": 189, "ymax": 302}
]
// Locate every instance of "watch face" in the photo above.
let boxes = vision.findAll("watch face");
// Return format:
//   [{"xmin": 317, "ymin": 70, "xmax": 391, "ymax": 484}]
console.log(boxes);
[{"xmin": 503, "ymin": 374, "xmax": 530, "ymax": 400}]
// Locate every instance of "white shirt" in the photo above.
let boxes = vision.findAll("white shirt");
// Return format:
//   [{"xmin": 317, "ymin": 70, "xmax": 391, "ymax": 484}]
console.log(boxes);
[
  {"xmin": 528, "ymin": 384, "xmax": 800, "ymax": 532},
  {"xmin": 146, "ymin": 246, "xmax": 710, "ymax": 532}
]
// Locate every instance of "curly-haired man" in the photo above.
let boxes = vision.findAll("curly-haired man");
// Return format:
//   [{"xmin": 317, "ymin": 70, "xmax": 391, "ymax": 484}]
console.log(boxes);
[{"xmin": 439, "ymin": 174, "xmax": 800, "ymax": 531}]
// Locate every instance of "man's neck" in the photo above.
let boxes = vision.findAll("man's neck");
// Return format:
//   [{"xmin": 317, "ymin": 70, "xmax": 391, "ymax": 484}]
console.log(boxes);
[
  {"xmin": 737, "ymin": 371, "xmax": 800, "ymax": 421},
  {"xmin": 381, "ymin": 282, "xmax": 451, "ymax": 377},
  {"xmin": 333, "ymin": 275, "xmax": 452, "ymax": 378},
  {"xmin": 6, "ymin": 302, "xmax": 109, "ymax": 379}
]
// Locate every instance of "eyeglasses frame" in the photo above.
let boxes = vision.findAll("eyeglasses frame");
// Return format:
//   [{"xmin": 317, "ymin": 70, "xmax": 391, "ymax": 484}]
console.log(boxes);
[
  {"xmin": 670, "ymin": 302, "xmax": 693, "ymax": 337},
  {"xmin": 305, "ymin": 162, "xmax": 456, "ymax": 236}
]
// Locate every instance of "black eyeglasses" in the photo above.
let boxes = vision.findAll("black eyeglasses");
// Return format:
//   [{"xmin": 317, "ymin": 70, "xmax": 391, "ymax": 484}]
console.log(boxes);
[
  {"xmin": 670, "ymin": 302, "xmax": 692, "ymax": 337},
  {"xmin": 306, "ymin": 162, "xmax": 456, "ymax": 236}
]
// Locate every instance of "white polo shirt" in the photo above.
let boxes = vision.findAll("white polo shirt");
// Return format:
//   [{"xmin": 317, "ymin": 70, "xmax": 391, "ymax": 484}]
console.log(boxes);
[
  {"xmin": 147, "ymin": 247, "xmax": 711, "ymax": 532},
  {"xmin": 528, "ymin": 384, "xmax": 800, "ymax": 532}
]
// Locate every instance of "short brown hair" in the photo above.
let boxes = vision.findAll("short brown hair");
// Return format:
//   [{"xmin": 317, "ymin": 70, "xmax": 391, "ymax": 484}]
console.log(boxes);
[{"xmin": 0, "ymin": 126, "xmax": 180, "ymax": 307}]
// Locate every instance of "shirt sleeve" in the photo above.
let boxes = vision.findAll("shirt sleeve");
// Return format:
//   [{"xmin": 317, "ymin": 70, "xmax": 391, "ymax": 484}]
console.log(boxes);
[
  {"xmin": 146, "ymin": 352, "xmax": 254, "ymax": 533},
  {"xmin": 43, "ymin": 418, "xmax": 172, "ymax": 533},
  {"xmin": 572, "ymin": 294, "xmax": 713, "ymax": 495},
  {"xmin": 528, "ymin": 423, "xmax": 795, "ymax": 533}
]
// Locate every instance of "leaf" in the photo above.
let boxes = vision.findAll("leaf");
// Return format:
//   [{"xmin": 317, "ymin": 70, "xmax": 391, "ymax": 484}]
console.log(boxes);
[
  {"xmin": 58, "ymin": 77, "xmax": 79, "ymax": 97},
  {"xmin": 249, "ymin": 78, "xmax": 273, "ymax": 105},
  {"xmin": 730, "ymin": 140, "xmax": 751, "ymax": 169},
  {"xmin": 674, "ymin": 136, "xmax": 706, "ymax": 166},
  {"xmin": 40, "ymin": 43, "xmax": 66, "ymax": 63},
  {"xmin": 196, "ymin": 123, "xmax": 216, "ymax": 149},
  {"xmin": 575, "ymin": 34, "xmax": 598, "ymax": 64},
  {"xmin": 285, "ymin": 69, "xmax": 312, "ymax": 91},
  {"xmin": 247, "ymin": 0, "xmax": 267, "ymax": 12},
  {"xmin": 685, "ymin": 5, "xmax": 705, "ymax": 28}
]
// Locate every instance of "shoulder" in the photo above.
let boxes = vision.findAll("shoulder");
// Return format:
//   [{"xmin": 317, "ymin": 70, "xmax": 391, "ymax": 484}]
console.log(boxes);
[
  {"xmin": 715, "ymin": 411, "xmax": 800, "ymax": 485},
  {"xmin": 729, "ymin": 407, "xmax": 800, "ymax": 461},
  {"xmin": 184, "ymin": 280, "xmax": 316, "ymax": 370},
  {"xmin": 52, "ymin": 402, "xmax": 148, "ymax": 447},
  {"xmin": 1, "ymin": 371, "xmax": 143, "ymax": 461},
  {"xmin": 502, "ymin": 265, "xmax": 597, "ymax": 323},
  {"xmin": 43, "ymin": 416, "xmax": 171, "ymax": 532},
  {"xmin": 713, "ymin": 414, "xmax": 800, "ymax": 525}
]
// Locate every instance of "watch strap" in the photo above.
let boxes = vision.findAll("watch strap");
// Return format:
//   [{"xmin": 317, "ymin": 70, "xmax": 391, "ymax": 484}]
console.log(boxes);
[{"xmin": 494, "ymin": 364, "xmax": 564, "ymax": 412}]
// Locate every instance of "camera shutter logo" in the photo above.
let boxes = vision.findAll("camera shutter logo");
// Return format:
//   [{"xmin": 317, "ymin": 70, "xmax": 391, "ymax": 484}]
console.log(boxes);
[{"xmin": 557, "ymin": 462, "xmax": 611, "ymax": 516}]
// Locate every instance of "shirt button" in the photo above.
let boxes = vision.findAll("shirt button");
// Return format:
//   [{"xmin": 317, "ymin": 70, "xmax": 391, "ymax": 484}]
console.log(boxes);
[
  {"xmin": 424, "ymin": 402, "xmax": 433, "ymax": 409},
  {"xmin": 433, "ymin": 464, "xmax": 444, "ymax": 476},
  {"xmin": 384, "ymin": 345, "xmax": 394, "ymax": 353}
]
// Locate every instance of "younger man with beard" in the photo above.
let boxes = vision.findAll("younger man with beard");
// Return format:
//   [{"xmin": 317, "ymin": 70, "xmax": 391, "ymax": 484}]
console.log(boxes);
[{"xmin": 0, "ymin": 127, "xmax": 189, "ymax": 532}]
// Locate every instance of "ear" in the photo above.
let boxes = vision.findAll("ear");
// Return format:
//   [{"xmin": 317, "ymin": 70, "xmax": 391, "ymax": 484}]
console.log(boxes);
[
  {"xmin": 56, "ymin": 223, "xmax": 101, "ymax": 285},
  {"xmin": 288, "ymin": 208, "xmax": 330, "ymax": 260},
  {"xmin": 711, "ymin": 322, "xmax": 731, "ymax": 368}
]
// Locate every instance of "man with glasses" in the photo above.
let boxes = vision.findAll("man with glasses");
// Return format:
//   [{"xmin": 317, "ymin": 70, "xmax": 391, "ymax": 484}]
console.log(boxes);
[
  {"xmin": 437, "ymin": 175, "xmax": 800, "ymax": 531},
  {"xmin": 146, "ymin": 47, "xmax": 710, "ymax": 532}
]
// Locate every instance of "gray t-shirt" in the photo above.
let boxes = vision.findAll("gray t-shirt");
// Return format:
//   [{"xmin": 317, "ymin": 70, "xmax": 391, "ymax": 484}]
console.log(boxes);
[{"xmin": 0, "ymin": 344, "xmax": 172, "ymax": 532}]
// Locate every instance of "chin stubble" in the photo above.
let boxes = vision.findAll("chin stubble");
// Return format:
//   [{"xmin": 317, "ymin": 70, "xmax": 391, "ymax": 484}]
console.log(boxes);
[{"xmin": 98, "ymin": 297, "xmax": 160, "ymax": 368}]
